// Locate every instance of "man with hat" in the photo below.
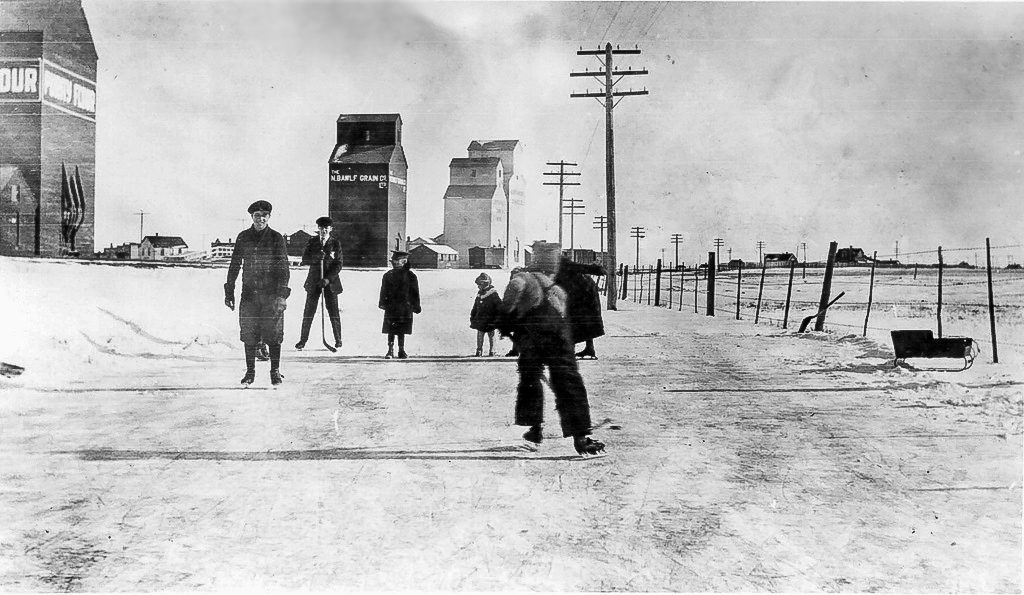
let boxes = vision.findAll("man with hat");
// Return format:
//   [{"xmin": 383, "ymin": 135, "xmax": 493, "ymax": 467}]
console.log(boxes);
[
  {"xmin": 378, "ymin": 250, "xmax": 421, "ymax": 359},
  {"xmin": 295, "ymin": 216, "xmax": 343, "ymax": 350},
  {"xmin": 224, "ymin": 200, "xmax": 291, "ymax": 385}
]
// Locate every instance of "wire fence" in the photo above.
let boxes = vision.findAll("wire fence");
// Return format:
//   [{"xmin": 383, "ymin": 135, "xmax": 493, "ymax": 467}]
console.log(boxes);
[{"xmin": 612, "ymin": 242, "xmax": 1024, "ymax": 361}]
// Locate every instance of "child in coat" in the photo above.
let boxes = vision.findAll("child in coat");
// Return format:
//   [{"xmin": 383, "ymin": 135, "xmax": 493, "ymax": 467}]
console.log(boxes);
[{"xmin": 470, "ymin": 272, "xmax": 502, "ymax": 356}]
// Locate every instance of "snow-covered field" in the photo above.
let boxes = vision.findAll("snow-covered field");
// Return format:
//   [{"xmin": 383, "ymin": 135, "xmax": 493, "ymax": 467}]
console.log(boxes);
[{"xmin": 0, "ymin": 256, "xmax": 1021, "ymax": 591}]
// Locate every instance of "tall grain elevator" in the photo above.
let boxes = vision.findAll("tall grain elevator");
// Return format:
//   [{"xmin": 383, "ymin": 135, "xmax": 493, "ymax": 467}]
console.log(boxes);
[
  {"xmin": 0, "ymin": 0, "xmax": 97, "ymax": 257},
  {"xmin": 328, "ymin": 114, "xmax": 407, "ymax": 267}
]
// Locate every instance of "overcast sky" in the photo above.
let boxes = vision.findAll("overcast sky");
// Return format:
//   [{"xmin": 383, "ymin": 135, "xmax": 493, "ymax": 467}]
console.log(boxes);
[{"xmin": 85, "ymin": 1, "xmax": 1024, "ymax": 266}]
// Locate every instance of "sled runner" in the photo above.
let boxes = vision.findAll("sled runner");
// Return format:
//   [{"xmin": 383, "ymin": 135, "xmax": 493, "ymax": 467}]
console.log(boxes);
[{"xmin": 1, "ymin": 362, "xmax": 25, "ymax": 378}]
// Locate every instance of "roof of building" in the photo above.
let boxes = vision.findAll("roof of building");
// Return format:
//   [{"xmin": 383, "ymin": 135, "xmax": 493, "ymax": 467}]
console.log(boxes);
[
  {"xmin": 467, "ymin": 140, "xmax": 520, "ymax": 151},
  {"xmin": 411, "ymin": 243, "xmax": 459, "ymax": 256},
  {"xmin": 449, "ymin": 157, "xmax": 501, "ymax": 168},
  {"xmin": 142, "ymin": 235, "xmax": 187, "ymax": 248},
  {"xmin": 330, "ymin": 144, "xmax": 401, "ymax": 164},
  {"xmin": 765, "ymin": 252, "xmax": 796, "ymax": 260},
  {"xmin": 0, "ymin": 1, "xmax": 98, "ymax": 64},
  {"xmin": 336, "ymin": 113, "xmax": 402, "ymax": 123},
  {"xmin": 443, "ymin": 185, "xmax": 502, "ymax": 200},
  {"xmin": 409, "ymin": 236, "xmax": 436, "ymax": 245},
  {"xmin": 289, "ymin": 229, "xmax": 313, "ymax": 238}
]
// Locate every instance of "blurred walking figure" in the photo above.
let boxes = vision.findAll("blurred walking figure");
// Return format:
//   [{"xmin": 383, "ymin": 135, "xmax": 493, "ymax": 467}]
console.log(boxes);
[
  {"xmin": 470, "ymin": 272, "xmax": 501, "ymax": 356},
  {"xmin": 554, "ymin": 257, "xmax": 606, "ymax": 359},
  {"xmin": 296, "ymin": 216, "xmax": 344, "ymax": 350},
  {"xmin": 378, "ymin": 250, "xmax": 421, "ymax": 359},
  {"xmin": 224, "ymin": 200, "xmax": 291, "ymax": 386},
  {"xmin": 497, "ymin": 256, "xmax": 605, "ymax": 457}
]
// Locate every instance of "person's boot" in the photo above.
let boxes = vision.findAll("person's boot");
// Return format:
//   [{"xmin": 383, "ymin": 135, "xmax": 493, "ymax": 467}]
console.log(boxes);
[
  {"xmin": 240, "ymin": 369, "xmax": 256, "ymax": 386},
  {"xmin": 505, "ymin": 348, "xmax": 519, "ymax": 357},
  {"xmin": 397, "ymin": 350, "xmax": 408, "ymax": 359},
  {"xmin": 573, "ymin": 435, "xmax": 606, "ymax": 457},
  {"xmin": 575, "ymin": 347, "xmax": 597, "ymax": 360},
  {"xmin": 294, "ymin": 340, "xmax": 306, "ymax": 350},
  {"xmin": 475, "ymin": 348, "xmax": 483, "ymax": 357},
  {"xmin": 385, "ymin": 347, "xmax": 394, "ymax": 359},
  {"xmin": 522, "ymin": 425, "xmax": 543, "ymax": 445},
  {"xmin": 270, "ymin": 368, "xmax": 284, "ymax": 386}
]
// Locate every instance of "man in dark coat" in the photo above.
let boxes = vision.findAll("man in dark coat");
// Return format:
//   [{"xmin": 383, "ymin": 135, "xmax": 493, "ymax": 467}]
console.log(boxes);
[
  {"xmin": 224, "ymin": 200, "xmax": 291, "ymax": 385},
  {"xmin": 295, "ymin": 216, "xmax": 343, "ymax": 350},
  {"xmin": 554, "ymin": 257, "xmax": 606, "ymax": 359},
  {"xmin": 378, "ymin": 251, "xmax": 421, "ymax": 359},
  {"xmin": 496, "ymin": 265, "xmax": 606, "ymax": 457}
]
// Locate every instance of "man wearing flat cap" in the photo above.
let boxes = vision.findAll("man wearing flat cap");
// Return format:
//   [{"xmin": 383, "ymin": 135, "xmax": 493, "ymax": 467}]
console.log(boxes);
[
  {"xmin": 224, "ymin": 200, "xmax": 291, "ymax": 385},
  {"xmin": 295, "ymin": 216, "xmax": 343, "ymax": 350}
]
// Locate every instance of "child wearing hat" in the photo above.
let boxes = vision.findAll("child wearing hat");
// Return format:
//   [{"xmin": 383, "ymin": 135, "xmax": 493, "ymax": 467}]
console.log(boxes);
[
  {"xmin": 378, "ymin": 250, "xmax": 421, "ymax": 359},
  {"xmin": 470, "ymin": 272, "xmax": 501, "ymax": 356}
]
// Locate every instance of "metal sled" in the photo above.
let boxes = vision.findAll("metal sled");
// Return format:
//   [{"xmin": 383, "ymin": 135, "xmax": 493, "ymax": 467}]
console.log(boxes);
[{"xmin": 890, "ymin": 330, "xmax": 979, "ymax": 372}]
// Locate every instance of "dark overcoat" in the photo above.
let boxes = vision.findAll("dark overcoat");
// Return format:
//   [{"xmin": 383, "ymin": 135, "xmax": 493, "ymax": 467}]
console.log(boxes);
[
  {"xmin": 470, "ymin": 286, "xmax": 502, "ymax": 332},
  {"xmin": 225, "ymin": 226, "xmax": 291, "ymax": 344},
  {"xmin": 301, "ymin": 237, "xmax": 343, "ymax": 295},
  {"xmin": 379, "ymin": 265, "xmax": 421, "ymax": 334},
  {"xmin": 554, "ymin": 260, "xmax": 606, "ymax": 343}
]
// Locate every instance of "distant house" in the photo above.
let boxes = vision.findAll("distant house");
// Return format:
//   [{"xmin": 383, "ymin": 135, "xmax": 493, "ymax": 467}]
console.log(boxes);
[
  {"xmin": 764, "ymin": 252, "xmax": 798, "ymax": 267},
  {"xmin": 727, "ymin": 258, "xmax": 746, "ymax": 269},
  {"xmin": 407, "ymin": 236, "xmax": 437, "ymax": 252},
  {"xmin": 100, "ymin": 242, "xmax": 140, "ymax": 260},
  {"xmin": 408, "ymin": 243, "xmax": 459, "ymax": 269},
  {"xmin": 563, "ymin": 248, "xmax": 597, "ymax": 265},
  {"xmin": 209, "ymin": 238, "xmax": 234, "ymax": 260},
  {"xmin": 285, "ymin": 230, "xmax": 313, "ymax": 258},
  {"xmin": 140, "ymin": 235, "xmax": 188, "ymax": 260},
  {"xmin": 835, "ymin": 246, "xmax": 869, "ymax": 264}
]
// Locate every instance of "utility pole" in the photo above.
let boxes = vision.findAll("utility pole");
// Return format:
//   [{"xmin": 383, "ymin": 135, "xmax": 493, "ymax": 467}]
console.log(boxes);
[
  {"xmin": 713, "ymin": 237, "xmax": 725, "ymax": 269},
  {"xmin": 801, "ymin": 241, "xmax": 808, "ymax": 279},
  {"xmin": 757, "ymin": 240, "xmax": 766, "ymax": 265},
  {"xmin": 543, "ymin": 161, "xmax": 580, "ymax": 249},
  {"xmin": 135, "ymin": 210, "xmax": 149, "ymax": 244},
  {"xmin": 630, "ymin": 226, "xmax": 646, "ymax": 268},
  {"xmin": 895, "ymin": 240, "xmax": 899, "ymax": 263},
  {"xmin": 572, "ymin": 43, "xmax": 649, "ymax": 311},
  {"xmin": 727, "ymin": 247, "xmax": 732, "ymax": 262},
  {"xmin": 593, "ymin": 215, "xmax": 608, "ymax": 263},
  {"xmin": 561, "ymin": 198, "xmax": 585, "ymax": 259},
  {"xmin": 670, "ymin": 233, "xmax": 683, "ymax": 270}
]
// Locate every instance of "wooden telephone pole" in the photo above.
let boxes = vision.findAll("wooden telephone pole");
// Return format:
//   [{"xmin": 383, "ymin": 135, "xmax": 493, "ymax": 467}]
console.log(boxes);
[
  {"xmin": 542, "ymin": 161, "xmax": 580, "ymax": 249},
  {"xmin": 571, "ymin": 43, "xmax": 648, "ymax": 310}
]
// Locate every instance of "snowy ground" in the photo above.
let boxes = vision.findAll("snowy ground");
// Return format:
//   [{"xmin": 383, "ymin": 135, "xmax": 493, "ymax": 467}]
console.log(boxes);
[{"xmin": 0, "ymin": 257, "xmax": 1021, "ymax": 591}]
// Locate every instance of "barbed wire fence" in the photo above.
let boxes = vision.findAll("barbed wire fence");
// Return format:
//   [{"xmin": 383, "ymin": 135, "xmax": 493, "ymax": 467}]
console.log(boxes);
[{"xmin": 611, "ymin": 240, "xmax": 1024, "ymax": 362}]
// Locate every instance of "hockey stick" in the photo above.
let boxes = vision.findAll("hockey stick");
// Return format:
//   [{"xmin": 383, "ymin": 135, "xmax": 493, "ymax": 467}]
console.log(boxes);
[{"xmin": 320, "ymin": 254, "xmax": 337, "ymax": 352}]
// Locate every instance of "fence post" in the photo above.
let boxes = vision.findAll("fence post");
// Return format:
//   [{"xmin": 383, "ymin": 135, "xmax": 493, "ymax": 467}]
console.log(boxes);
[
  {"xmin": 694, "ymin": 269, "xmax": 699, "ymax": 313},
  {"xmin": 914, "ymin": 263, "xmax": 918, "ymax": 280},
  {"xmin": 783, "ymin": 261, "xmax": 795, "ymax": 329},
  {"xmin": 937, "ymin": 246, "xmax": 943, "ymax": 338},
  {"xmin": 735, "ymin": 265, "xmax": 743, "ymax": 320},
  {"xmin": 706, "ymin": 252, "xmax": 716, "ymax": 316},
  {"xmin": 668, "ymin": 267, "xmax": 674, "ymax": 309},
  {"xmin": 621, "ymin": 265, "xmax": 629, "ymax": 301},
  {"xmin": 814, "ymin": 241, "xmax": 838, "ymax": 331},
  {"xmin": 654, "ymin": 259, "xmax": 662, "ymax": 307},
  {"xmin": 986, "ymin": 237, "xmax": 999, "ymax": 363},
  {"xmin": 755, "ymin": 263, "xmax": 766, "ymax": 324},
  {"xmin": 647, "ymin": 266, "xmax": 653, "ymax": 305},
  {"xmin": 863, "ymin": 251, "xmax": 877, "ymax": 337}
]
